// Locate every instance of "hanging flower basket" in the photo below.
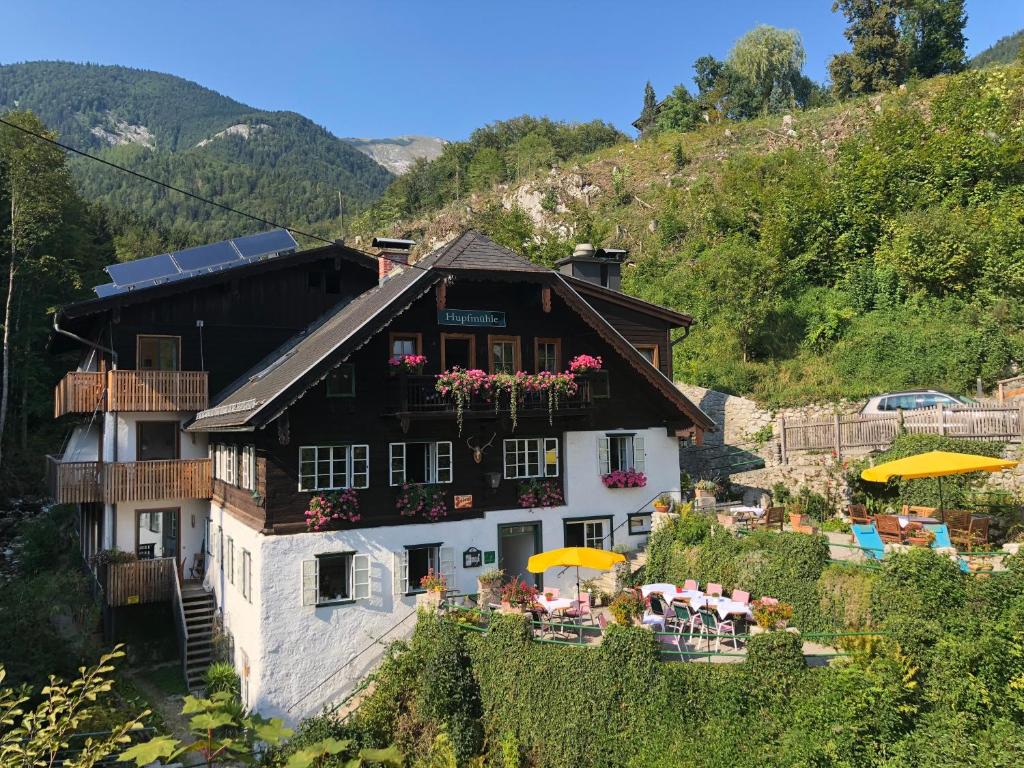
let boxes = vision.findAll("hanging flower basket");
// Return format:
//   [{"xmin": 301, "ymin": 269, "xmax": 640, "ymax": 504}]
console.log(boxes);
[
  {"xmin": 518, "ymin": 479, "xmax": 564, "ymax": 508},
  {"xmin": 389, "ymin": 354, "xmax": 427, "ymax": 375},
  {"xmin": 435, "ymin": 367, "xmax": 492, "ymax": 434},
  {"xmin": 568, "ymin": 354, "xmax": 603, "ymax": 374},
  {"xmin": 395, "ymin": 483, "xmax": 449, "ymax": 521},
  {"xmin": 305, "ymin": 488, "xmax": 361, "ymax": 531},
  {"xmin": 601, "ymin": 469, "xmax": 647, "ymax": 489}
]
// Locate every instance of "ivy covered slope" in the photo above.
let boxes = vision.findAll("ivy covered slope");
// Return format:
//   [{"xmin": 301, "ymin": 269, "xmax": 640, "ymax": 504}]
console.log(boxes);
[
  {"xmin": 0, "ymin": 62, "xmax": 394, "ymax": 243},
  {"xmin": 360, "ymin": 63, "xmax": 1024, "ymax": 407}
]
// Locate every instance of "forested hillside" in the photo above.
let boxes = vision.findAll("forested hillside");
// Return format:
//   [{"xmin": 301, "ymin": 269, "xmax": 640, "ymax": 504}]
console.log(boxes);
[
  {"xmin": 357, "ymin": 63, "xmax": 1024, "ymax": 407},
  {"xmin": 971, "ymin": 28, "xmax": 1024, "ymax": 69},
  {"xmin": 0, "ymin": 62, "xmax": 394, "ymax": 250}
]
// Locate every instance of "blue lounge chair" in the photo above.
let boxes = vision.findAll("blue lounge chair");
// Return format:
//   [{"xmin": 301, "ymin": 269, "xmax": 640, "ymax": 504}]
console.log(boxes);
[
  {"xmin": 925, "ymin": 524, "xmax": 970, "ymax": 573},
  {"xmin": 852, "ymin": 523, "xmax": 885, "ymax": 561}
]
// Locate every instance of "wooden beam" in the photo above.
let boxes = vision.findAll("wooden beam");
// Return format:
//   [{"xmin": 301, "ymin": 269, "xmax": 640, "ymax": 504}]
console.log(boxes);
[
  {"xmin": 436, "ymin": 281, "xmax": 447, "ymax": 310},
  {"xmin": 541, "ymin": 286, "xmax": 551, "ymax": 313}
]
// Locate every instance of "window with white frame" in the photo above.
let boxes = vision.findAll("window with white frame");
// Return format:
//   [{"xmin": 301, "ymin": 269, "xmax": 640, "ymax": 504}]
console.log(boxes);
[
  {"xmin": 394, "ymin": 545, "xmax": 455, "ymax": 594},
  {"xmin": 212, "ymin": 444, "xmax": 237, "ymax": 485},
  {"xmin": 226, "ymin": 536, "xmax": 235, "ymax": 584},
  {"xmin": 301, "ymin": 552, "xmax": 370, "ymax": 605},
  {"xmin": 564, "ymin": 518, "xmax": 611, "ymax": 549},
  {"xmin": 503, "ymin": 438, "xmax": 559, "ymax": 479},
  {"xmin": 598, "ymin": 433, "xmax": 646, "ymax": 474},
  {"xmin": 241, "ymin": 549, "xmax": 252, "ymax": 602},
  {"xmin": 298, "ymin": 444, "xmax": 369, "ymax": 491},
  {"xmin": 389, "ymin": 442, "xmax": 452, "ymax": 485},
  {"xmin": 239, "ymin": 446, "xmax": 256, "ymax": 491}
]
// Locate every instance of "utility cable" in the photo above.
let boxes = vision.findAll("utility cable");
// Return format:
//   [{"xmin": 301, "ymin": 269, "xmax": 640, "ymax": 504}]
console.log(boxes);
[{"xmin": 0, "ymin": 115, "xmax": 426, "ymax": 270}]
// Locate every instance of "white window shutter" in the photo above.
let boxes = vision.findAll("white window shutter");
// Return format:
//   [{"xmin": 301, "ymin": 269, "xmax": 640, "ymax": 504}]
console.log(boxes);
[
  {"xmin": 544, "ymin": 438, "xmax": 559, "ymax": 477},
  {"xmin": 439, "ymin": 547, "xmax": 455, "ymax": 589},
  {"xmin": 389, "ymin": 443, "xmax": 405, "ymax": 486},
  {"xmin": 393, "ymin": 551, "xmax": 408, "ymax": 595},
  {"xmin": 633, "ymin": 435, "xmax": 646, "ymax": 472},
  {"xmin": 598, "ymin": 436, "xmax": 610, "ymax": 475},
  {"xmin": 352, "ymin": 554, "xmax": 370, "ymax": 600},
  {"xmin": 301, "ymin": 559, "xmax": 318, "ymax": 606},
  {"xmin": 352, "ymin": 445, "xmax": 369, "ymax": 488},
  {"xmin": 435, "ymin": 442, "xmax": 453, "ymax": 483}
]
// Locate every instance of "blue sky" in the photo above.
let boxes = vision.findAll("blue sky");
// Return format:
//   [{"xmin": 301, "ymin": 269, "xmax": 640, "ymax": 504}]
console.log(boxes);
[{"xmin": 2, "ymin": 1, "xmax": 1022, "ymax": 140}]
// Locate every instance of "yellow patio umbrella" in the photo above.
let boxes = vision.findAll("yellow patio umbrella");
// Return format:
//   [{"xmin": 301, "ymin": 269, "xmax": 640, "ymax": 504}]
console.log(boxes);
[
  {"xmin": 527, "ymin": 547, "xmax": 626, "ymax": 600},
  {"xmin": 860, "ymin": 450, "xmax": 1018, "ymax": 518}
]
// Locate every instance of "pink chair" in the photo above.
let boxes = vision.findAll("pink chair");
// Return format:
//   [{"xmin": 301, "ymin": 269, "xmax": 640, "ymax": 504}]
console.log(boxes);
[
  {"xmin": 731, "ymin": 590, "xmax": 750, "ymax": 605},
  {"xmin": 563, "ymin": 593, "xmax": 593, "ymax": 626},
  {"xmin": 683, "ymin": 579, "xmax": 698, "ymax": 591},
  {"xmin": 706, "ymin": 583, "xmax": 724, "ymax": 597},
  {"xmin": 598, "ymin": 613, "xmax": 609, "ymax": 632}
]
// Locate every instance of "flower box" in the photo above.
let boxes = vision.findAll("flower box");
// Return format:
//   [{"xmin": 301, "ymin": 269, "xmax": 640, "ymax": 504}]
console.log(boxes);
[{"xmin": 601, "ymin": 469, "xmax": 647, "ymax": 489}]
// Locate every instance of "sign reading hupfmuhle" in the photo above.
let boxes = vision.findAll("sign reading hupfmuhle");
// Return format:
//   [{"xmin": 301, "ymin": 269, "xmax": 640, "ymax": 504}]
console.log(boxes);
[{"xmin": 437, "ymin": 309, "xmax": 506, "ymax": 328}]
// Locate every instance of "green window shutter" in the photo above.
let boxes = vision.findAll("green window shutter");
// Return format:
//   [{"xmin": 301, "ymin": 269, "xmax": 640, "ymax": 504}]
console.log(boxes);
[{"xmin": 301, "ymin": 558, "xmax": 318, "ymax": 606}]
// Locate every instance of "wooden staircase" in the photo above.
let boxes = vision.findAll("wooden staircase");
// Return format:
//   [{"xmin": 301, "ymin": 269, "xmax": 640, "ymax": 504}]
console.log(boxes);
[{"xmin": 180, "ymin": 584, "xmax": 216, "ymax": 690}]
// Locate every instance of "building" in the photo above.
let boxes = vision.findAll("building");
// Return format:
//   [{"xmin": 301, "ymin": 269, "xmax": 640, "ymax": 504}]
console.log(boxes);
[{"xmin": 48, "ymin": 229, "xmax": 712, "ymax": 720}]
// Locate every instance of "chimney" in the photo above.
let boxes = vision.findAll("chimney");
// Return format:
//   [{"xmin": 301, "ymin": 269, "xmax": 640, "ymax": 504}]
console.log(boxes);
[
  {"xmin": 556, "ymin": 243, "xmax": 628, "ymax": 291},
  {"xmin": 372, "ymin": 237, "xmax": 415, "ymax": 284}
]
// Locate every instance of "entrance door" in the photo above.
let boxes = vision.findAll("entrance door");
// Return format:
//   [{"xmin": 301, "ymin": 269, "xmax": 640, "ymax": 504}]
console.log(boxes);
[
  {"xmin": 137, "ymin": 508, "xmax": 180, "ymax": 562},
  {"xmin": 498, "ymin": 522, "xmax": 542, "ymax": 587},
  {"xmin": 442, "ymin": 333, "xmax": 475, "ymax": 370}
]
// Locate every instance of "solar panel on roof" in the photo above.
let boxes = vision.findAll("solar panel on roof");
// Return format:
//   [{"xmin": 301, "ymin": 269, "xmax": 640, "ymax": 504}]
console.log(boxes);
[
  {"xmin": 105, "ymin": 253, "xmax": 178, "ymax": 286},
  {"xmin": 95, "ymin": 229, "xmax": 300, "ymax": 297},
  {"xmin": 233, "ymin": 229, "xmax": 298, "ymax": 258},
  {"xmin": 172, "ymin": 240, "xmax": 241, "ymax": 272}
]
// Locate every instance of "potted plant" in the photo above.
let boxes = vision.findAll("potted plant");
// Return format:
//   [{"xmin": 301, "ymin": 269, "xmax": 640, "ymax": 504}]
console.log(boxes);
[
  {"xmin": 653, "ymin": 493, "xmax": 673, "ymax": 514},
  {"xmin": 395, "ymin": 483, "xmax": 449, "ymax": 521},
  {"xmin": 694, "ymin": 479, "xmax": 717, "ymax": 499},
  {"xmin": 389, "ymin": 353, "xmax": 427, "ymax": 375},
  {"xmin": 568, "ymin": 354, "xmax": 603, "ymax": 374},
  {"xmin": 476, "ymin": 568, "xmax": 504, "ymax": 606},
  {"xmin": 786, "ymin": 502, "xmax": 807, "ymax": 528},
  {"xmin": 601, "ymin": 469, "xmax": 648, "ymax": 489},
  {"xmin": 305, "ymin": 488, "xmax": 361, "ymax": 532},
  {"xmin": 500, "ymin": 576, "xmax": 539, "ymax": 611},
  {"xmin": 609, "ymin": 591, "xmax": 642, "ymax": 626},
  {"xmin": 417, "ymin": 568, "xmax": 447, "ymax": 610},
  {"xmin": 751, "ymin": 599, "xmax": 794, "ymax": 633},
  {"xmin": 905, "ymin": 525, "xmax": 935, "ymax": 547},
  {"xmin": 518, "ymin": 479, "xmax": 564, "ymax": 508}
]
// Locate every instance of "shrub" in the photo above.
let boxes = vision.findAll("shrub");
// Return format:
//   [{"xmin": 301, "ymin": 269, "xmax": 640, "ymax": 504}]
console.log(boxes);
[
  {"xmin": 608, "ymin": 592, "xmax": 641, "ymax": 625},
  {"xmin": 203, "ymin": 661, "xmax": 240, "ymax": 698},
  {"xmin": 818, "ymin": 563, "xmax": 876, "ymax": 630}
]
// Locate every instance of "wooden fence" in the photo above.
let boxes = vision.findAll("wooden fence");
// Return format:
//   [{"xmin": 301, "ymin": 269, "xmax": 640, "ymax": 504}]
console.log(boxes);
[
  {"xmin": 105, "ymin": 459, "xmax": 212, "ymax": 502},
  {"xmin": 105, "ymin": 557, "xmax": 175, "ymax": 607},
  {"xmin": 997, "ymin": 375, "xmax": 1024, "ymax": 403},
  {"xmin": 54, "ymin": 372, "xmax": 105, "ymax": 418},
  {"xmin": 779, "ymin": 404, "xmax": 1024, "ymax": 462}
]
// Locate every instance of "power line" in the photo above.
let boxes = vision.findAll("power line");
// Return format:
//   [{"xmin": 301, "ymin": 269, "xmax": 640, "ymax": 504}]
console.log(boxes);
[{"xmin": 0, "ymin": 115, "xmax": 426, "ymax": 270}]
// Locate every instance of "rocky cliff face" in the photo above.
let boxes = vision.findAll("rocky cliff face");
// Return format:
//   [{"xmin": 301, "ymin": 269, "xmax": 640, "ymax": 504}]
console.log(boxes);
[{"xmin": 345, "ymin": 135, "xmax": 447, "ymax": 174}]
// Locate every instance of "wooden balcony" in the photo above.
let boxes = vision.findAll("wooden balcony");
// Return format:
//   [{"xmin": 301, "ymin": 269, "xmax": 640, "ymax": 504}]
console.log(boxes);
[
  {"xmin": 385, "ymin": 374, "xmax": 596, "ymax": 421},
  {"xmin": 54, "ymin": 370, "xmax": 209, "ymax": 416},
  {"xmin": 46, "ymin": 455, "xmax": 212, "ymax": 504},
  {"xmin": 104, "ymin": 557, "xmax": 176, "ymax": 607}
]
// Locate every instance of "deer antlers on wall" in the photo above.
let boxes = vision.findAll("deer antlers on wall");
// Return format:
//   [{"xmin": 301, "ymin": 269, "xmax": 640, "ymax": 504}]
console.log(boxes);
[{"xmin": 466, "ymin": 433, "xmax": 496, "ymax": 463}]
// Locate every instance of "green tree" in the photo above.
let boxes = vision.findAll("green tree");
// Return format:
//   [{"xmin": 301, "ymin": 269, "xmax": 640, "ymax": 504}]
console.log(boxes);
[
  {"xmin": 0, "ymin": 111, "xmax": 72, "ymax": 470},
  {"xmin": 467, "ymin": 147, "xmax": 505, "ymax": 191},
  {"xmin": 900, "ymin": 0, "xmax": 967, "ymax": 77},
  {"xmin": 654, "ymin": 86, "xmax": 701, "ymax": 133},
  {"xmin": 830, "ymin": 0, "xmax": 909, "ymax": 98},
  {"xmin": 727, "ymin": 25, "xmax": 807, "ymax": 114},
  {"xmin": 636, "ymin": 81, "xmax": 659, "ymax": 137},
  {"xmin": 508, "ymin": 132, "xmax": 555, "ymax": 179}
]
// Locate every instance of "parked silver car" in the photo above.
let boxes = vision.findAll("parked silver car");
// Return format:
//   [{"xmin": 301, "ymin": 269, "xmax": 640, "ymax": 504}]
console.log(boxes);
[{"xmin": 861, "ymin": 389, "xmax": 968, "ymax": 414}]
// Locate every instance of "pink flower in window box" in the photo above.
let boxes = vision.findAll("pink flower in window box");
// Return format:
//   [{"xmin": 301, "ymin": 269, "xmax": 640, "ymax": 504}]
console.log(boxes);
[
  {"xmin": 568, "ymin": 354, "xmax": 603, "ymax": 374},
  {"xmin": 601, "ymin": 469, "xmax": 647, "ymax": 489}
]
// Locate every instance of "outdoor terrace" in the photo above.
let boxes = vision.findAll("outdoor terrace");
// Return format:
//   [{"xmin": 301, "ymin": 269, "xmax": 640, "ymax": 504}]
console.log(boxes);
[
  {"xmin": 54, "ymin": 370, "xmax": 209, "ymax": 416},
  {"xmin": 45, "ymin": 455, "xmax": 212, "ymax": 504}
]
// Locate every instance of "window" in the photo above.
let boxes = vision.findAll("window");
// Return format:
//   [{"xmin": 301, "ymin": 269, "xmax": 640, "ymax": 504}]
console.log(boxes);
[
  {"xmin": 301, "ymin": 552, "xmax": 370, "ymax": 605},
  {"xmin": 213, "ymin": 444, "xmax": 237, "ymax": 484},
  {"xmin": 136, "ymin": 509, "xmax": 178, "ymax": 558},
  {"xmin": 241, "ymin": 549, "xmax": 252, "ymax": 602},
  {"xmin": 389, "ymin": 442, "xmax": 452, "ymax": 485},
  {"xmin": 635, "ymin": 344, "xmax": 660, "ymax": 368},
  {"xmin": 534, "ymin": 338, "xmax": 561, "ymax": 373},
  {"xmin": 628, "ymin": 513, "xmax": 653, "ymax": 535},
  {"xmin": 217, "ymin": 526, "xmax": 224, "ymax": 572},
  {"xmin": 441, "ymin": 333, "xmax": 476, "ymax": 370},
  {"xmin": 226, "ymin": 536, "xmax": 235, "ymax": 584},
  {"xmin": 239, "ymin": 446, "xmax": 255, "ymax": 491},
  {"xmin": 137, "ymin": 335, "xmax": 180, "ymax": 371},
  {"xmin": 598, "ymin": 434, "xmax": 646, "ymax": 474},
  {"xmin": 326, "ymin": 365, "xmax": 355, "ymax": 398},
  {"xmin": 137, "ymin": 421, "xmax": 179, "ymax": 461},
  {"xmin": 389, "ymin": 332, "xmax": 422, "ymax": 358},
  {"xmin": 503, "ymin": 438, "xmax": 559, "ymax": 479},
  {"xmin": 298, "ymin": 445, "xmax": 369, "ymax": 491},
  {"xmin": 205, "ymin": 518, "xmax": 212, "ymax": 555},
  {"xmin": 564, "ymin": 518, "xmax": 611, "ymax": 550},
  {"xmin": 488, "ymin": 335, "xmax": 521, "ymax": 374},
  {"xmin": 394, "ymin": 545, "xmax": 455, "ymax": 594}
]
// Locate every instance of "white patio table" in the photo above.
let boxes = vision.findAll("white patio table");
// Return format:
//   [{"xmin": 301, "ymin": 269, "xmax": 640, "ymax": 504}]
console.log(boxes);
[{"xmin": 640, "ymin": 583, "xmax": 679, "ymax": 599}]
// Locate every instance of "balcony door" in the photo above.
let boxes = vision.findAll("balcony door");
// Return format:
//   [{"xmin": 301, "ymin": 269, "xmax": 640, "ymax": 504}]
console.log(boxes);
[
  {"xmin": 137, "ymin": 335, "xmax": 180, "ymax": 371},
  {"xmin": 441, "ymin": 333, "xmax": 475, "ymax": 370},
  {"xmin": 136, "ymin": 508, "xmax": 179, "ymax": 562},
  {"xmin": 137, "ymin": 421, "xmax": 179, "ymax": 461}
]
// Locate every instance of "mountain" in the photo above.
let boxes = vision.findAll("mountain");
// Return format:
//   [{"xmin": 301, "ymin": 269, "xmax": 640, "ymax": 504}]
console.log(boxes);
[
  {"xmin": 970, "ymin": 28, "xmax": 1024, "ymax": 69},
  {"xmin": 0, "ymin": 61, "xmax": 394, "ymax": 246},
  {"xmin": 345, "ymin": 135, "xmax": 447, "ymax": 174}
]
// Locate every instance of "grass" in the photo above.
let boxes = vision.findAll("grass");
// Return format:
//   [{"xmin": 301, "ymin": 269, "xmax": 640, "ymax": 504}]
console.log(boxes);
[{"xmin": 137, "ymin": 663, "xmax": 189, "ymax": 696}]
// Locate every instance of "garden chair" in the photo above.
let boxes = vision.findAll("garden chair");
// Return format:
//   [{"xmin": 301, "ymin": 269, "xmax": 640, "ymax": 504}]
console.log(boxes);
[
  {"xmin": 706, "ymin": 582, "xmax": 724, "ymax": 597},
  {"xmin": 683, "ymin": 579, "xmax": 698, "ymax": 591},
  {"xmin": 908, "ymin": 505, "xmax": 938, "ymax": 518},
  {"xmin": 598, "ymin": 612, "xmax": 609, "ymax": 633},
  {"xmin": 966, "ymin": 516, "xmax": 990, "ymax": 548},
  {"xmin": 731, "ymin": 589, "xmax": 750, "ymax": 605},
  {"xmin": 563, "ymin": 593, "xmax": 594, "ymax": 627},
  {"xmin": 642, "ymin": 594, "xmax": 667, "ymax": 632},
  {"xmin": 752, "ymin": 506, "xmax": 784, "ymax": 532},
  {"xmin": 668, "ymin": 604, "xmax": 692, "ymax": 659},
  {"xmin": 946, "ymin": 510, "xmax": 973, "ymax": 547},
  {"xmin": 851, "ymin": 524, "xmax": 885, "ymax": 561},
  {"xmin": 875, "ymin": 515, "xmax": 902, "ymax": 544},
  {"xmin": 188, "ymin": 550, "xmax": 206, "ymax": 581},
  {"xmin": 847, "ymin": 504, "xmax": 871, "ymax": 526},
  {"xmin": 698, "ymin": 608, "xmax": 739, "ymax": 652}
]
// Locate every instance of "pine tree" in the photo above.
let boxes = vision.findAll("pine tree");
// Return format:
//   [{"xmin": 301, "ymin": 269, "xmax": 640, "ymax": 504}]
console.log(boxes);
[
  {"xmin": 636, "ymin": 82, "xmax": 659, "ymax": 137},
  {"xmin": 829, "ymin": 0, "xmax": 909, "ymax": 98}
]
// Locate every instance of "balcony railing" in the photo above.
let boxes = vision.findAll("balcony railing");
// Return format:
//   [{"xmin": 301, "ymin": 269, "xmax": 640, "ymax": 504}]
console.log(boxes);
[
  {"xmin": 54, "ymin": 370, "xmax": 209, "ymax": 416},
  {"xmin": 46, "ymin": 455, "xmax": 212, "ymax": 504},
  {"xmin": 105, "ymin": 557, "xmax": 176, "ymax": 607},
  {"xmin": 385, "ymin": 374, "xmax": 594, "ymax": 418}
]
